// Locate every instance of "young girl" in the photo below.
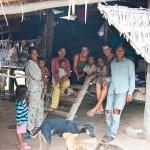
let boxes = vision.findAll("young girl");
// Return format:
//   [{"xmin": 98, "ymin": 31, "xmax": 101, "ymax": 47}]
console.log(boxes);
[
  {"xmin": 38, "ymin": 57, "xmax": 50, "ymax": 99},
  {"xmin": 16, "ymin": 85, "xmax": 31, "ymax": 150}
]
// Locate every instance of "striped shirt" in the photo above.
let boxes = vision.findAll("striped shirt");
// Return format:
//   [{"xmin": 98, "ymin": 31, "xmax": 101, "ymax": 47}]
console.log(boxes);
[{"xmin": 16, "ymin": 99, "xmax": 28, "ymax": 124}]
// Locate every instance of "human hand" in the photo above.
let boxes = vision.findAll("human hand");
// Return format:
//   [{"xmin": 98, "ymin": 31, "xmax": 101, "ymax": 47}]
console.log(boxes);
[
  {"xmin": 77, "ymin": 75, "xmax": 80, "ymax": 82},
  {"xmin": 126, "ymin": 94, "xmax": 133, "ymax": 102},
  {"xmin": 102, "ymin": 78, "xmax": 107, "ymax": 88},
  {"xmin": 61, "ymin": 76, "xmax": 67, "ymax": 82}
]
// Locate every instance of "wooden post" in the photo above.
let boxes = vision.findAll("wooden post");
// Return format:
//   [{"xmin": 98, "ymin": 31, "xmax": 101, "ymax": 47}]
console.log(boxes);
[
  {"xmin": 46, "ymin": 10, "xmax": 55, "ymax": 70},
  {"xmin": 9, "ymin": 68, "xmax": 14, "ymax": 94},
  {"xmin": 104, "ymin": 20, "xmax": 109, "ymax": 42},
  {"xmin": 143, "ymin": 64, "xmax": 150, "ymax": 139},
  {"xmin": 67, "ymin": 77, "xmax": 92, "ymax": 120}
]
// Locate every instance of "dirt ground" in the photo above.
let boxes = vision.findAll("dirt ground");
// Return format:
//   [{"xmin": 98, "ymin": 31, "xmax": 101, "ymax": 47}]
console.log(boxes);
[{"xmin": 0, "ymin": 98, "xmax": 150, "ymax": 150}]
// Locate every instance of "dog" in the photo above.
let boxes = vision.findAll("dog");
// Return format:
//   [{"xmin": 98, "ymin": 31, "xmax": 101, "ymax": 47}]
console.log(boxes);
[
  {"xmin": 95, "ymin": 143, "xmax": 124, "ymax": 150},
  {"xmin": 32, "ymin": 119, "xmax": 95, "ymax": 150},
  {"xmin": 63, "ymin": 132, "xmax": 97, "ymax": 150}
]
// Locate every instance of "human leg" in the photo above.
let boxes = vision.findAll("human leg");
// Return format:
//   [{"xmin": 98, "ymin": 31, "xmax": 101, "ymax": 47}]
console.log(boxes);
[
  {"xmin": 27, "ymin": 93, "xmax": 38, "ymax": 132},
  {"xmin": 50, "ymin": 82, "xmax": 61, "ymax": 109},
  {"xmin": 61, "ymin": 79, "xmax": 70, "ymax": 92},
  {"xmin": 107, "ymin": 93, "xmax": 127, "ymax": 139},
  {"xmin": 17, "ymin": 124, "xmax": 31, "ymax": 149},
  {"xmin": 35, "ymin": 93, "xmax": 44, "ymax": 128}
]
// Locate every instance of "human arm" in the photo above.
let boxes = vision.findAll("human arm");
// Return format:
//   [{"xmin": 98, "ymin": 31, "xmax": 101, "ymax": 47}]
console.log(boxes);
[
  {"xmin": 45, "ymin": 67, "xmax": 50, "ymax": 75},
  {"xmin": 127, "ymin": 61, "xmax": 135, "ymax": 102},
  {"xmin": 66, "ymin": 59, "xmax": 71, "ymax": 77},
  {"xmin": 51, "ymin": 58, "xmax": 59, "ymax": 80},
  {"xmin": 73, "ymin": 54, "xmax": 79, "ymax": 76}
]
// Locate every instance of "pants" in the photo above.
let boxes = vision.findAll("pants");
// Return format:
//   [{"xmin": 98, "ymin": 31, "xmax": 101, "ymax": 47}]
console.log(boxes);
[
  {"xmin": 50, "ymin": 79, "xmax": 70, "ymax": 109},
  {"xmin": 70, "ymin": 72, "xmax": 85, "ymax": 85},
  {"xmin": 27, "ymin": 92, "xmax": 44, "ymax": 131},
  {"xmin": 105, "ymin": 92, "xmax": 127, "ymax": 138}
]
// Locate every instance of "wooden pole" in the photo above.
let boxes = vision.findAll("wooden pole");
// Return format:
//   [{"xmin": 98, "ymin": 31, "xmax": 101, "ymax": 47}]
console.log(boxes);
[
  {"xmin": 143, "ymin": 64, "xmax": 150, "ymax": 139},
  {"xmin": 46, "ymin": 11, "xmax": 55, "ymax": 69},
  {"xmin": 104, "ymin": 20, "xmax": 109, "ymax": 42},
  {"xmin": 9, "ymin": 68, "xmax": 14, "ymax": 94},
  {"xmin": 67, "ymin": 77, "xmax": 92, "ymax": 120},
  {"xmin": 0, "ymin": 0, "xmax": 117, "ymax": 16},
  {"xmin": 143, "ymin": 0, "xmax": 150, "ymax": 139}
]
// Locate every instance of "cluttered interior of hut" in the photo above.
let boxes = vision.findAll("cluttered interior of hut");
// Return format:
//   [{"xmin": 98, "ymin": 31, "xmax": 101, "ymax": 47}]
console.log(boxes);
[{"xmin": 0, "ymin": 0, "xmax": 149, "ymax": 150}]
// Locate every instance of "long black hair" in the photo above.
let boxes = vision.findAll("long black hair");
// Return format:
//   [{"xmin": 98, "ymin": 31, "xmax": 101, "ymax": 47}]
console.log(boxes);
[{"xmin": 16, "ymin": 85, "xmax": 28, "ymax": 102}]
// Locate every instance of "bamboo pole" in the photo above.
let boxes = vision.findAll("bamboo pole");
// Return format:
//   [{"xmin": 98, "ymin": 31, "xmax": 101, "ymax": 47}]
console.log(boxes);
[
  {"xmin": 0, "ymin": 0, "xmax": 117, "ymax": 16},
  {"xmin": 67, "ymin": 77, "xmax": 92, "ymax": 120}
]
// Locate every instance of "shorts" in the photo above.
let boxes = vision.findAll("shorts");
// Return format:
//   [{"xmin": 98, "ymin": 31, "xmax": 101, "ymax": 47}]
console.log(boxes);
[
  {"xmin": 96, "ymin": 76, "xmax": 105, "ymax": 85},
  {"xmin": 16, "ymin": 124, "xmax": 27, "ymax": 134}
]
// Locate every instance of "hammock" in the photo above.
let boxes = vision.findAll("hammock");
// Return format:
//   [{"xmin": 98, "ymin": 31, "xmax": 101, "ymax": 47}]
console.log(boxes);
[{"xmin": 98, "ymin": 3, "xmax": 150, "ymax": 64}]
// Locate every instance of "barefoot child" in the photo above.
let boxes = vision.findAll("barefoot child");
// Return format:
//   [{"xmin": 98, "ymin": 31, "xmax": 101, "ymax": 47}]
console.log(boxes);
[
  {"xmin": 78, "ymin": 56, "xmax": 97, "ymax": 82},
  {"xmin": 58, "ymin": 59, "xmax": 68, "ymax": 84},
  {"xmin": 16, "ymin": 85, "xmax": 31, "ymax": 150},
  {"xmin": 87, "ymin": 57, "xmax": 109, "ymax": 117},
  {"xmin": 38, "ymin": 57, "xmax": 50, "ymax": 99}
]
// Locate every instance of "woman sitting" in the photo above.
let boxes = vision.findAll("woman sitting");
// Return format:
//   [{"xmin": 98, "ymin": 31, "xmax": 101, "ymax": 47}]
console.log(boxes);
[{"xmin": 71, "ymin": 46, "xmax": 89, "ymax": 85}]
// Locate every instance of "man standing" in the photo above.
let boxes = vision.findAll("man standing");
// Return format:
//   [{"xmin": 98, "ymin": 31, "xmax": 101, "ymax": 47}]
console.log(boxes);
[
  {"xmin": 50, "ymin": 48, "xmax": 71, "ymax": 111},
  {"xmin": 102, "ymin": 45, "xmax": 135, "ymax": 142}
]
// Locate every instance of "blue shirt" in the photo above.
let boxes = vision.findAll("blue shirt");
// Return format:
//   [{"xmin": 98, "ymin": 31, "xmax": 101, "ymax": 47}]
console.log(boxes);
[
  {"xmin": 16, "ymin": 99, "xmax": 28, "ymax": 124},
  {"xmin": 108, "ymin": 57, "xmax": 135, "ymax": 95}
]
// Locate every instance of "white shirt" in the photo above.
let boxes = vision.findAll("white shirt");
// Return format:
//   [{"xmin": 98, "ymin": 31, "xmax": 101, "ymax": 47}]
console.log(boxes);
[
  {"xmin": 97, "ymin": 65, "xmax": 108, "ymax": 76},
  {"xmin": 83, "ymin": 64, "xmax": 97, "ymax": 75},
  {"xmin": 58, "ymin": 67, "xmax": 67, "ymax": 79}
]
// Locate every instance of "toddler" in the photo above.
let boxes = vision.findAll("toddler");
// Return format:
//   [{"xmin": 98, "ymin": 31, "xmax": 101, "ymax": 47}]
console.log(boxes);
[
  {"xmin": 38, "ymin": 57, "xmax": 50, "ymax": 99},
  {"xmin": 16, "ymin": 85, "xmax": 31, "ymax": 150}
]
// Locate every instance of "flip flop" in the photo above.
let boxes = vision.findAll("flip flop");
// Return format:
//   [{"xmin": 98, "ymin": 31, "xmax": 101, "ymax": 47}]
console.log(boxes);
[
  {"xmin": 87, "ymin": 110, "xmax": 96, "ymax": 117},
  {"xmin": 20, "ymin": 145, "xmax": 31, "ymax": 150},
  {"xmin": 96, "ymin": 111, "xmax": 104, "ymax": 115},
  {"xmin": 18, "ymin": 143, "xmax": 28, "ymax": 149}
]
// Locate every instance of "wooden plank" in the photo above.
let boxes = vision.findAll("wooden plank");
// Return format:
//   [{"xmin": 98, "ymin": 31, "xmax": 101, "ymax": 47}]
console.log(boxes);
[
  {"xmin": 67, "ymin": 77, "xmax": 92, "ymax": 120},
  {"xmin": 45, "ymin": 108, "xmax": 68, "ymax": 118},
  {"xmin": 60, "ymin": 94, "xmax": 77, "ymax": 103},
  {"xmin": 0, "ymin": 0, "xmax": 118, "ymax": 16},
  {"xmin": 70, "ymin": 84, "xmax": 83, "ymax": 90},
  {"xmin": 133, "ymin": 91, "xmax": 146, "ymax": 101}
]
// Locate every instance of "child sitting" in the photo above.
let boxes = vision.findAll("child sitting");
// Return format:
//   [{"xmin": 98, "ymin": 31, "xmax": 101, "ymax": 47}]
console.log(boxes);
[
  {"xmin": 97, "ymin": 57, "xmax": 108, "ymax": 77},
  {"xmin": 58, "ymin": 59, "xmax": 68, "ymax": 83},
  {"xmin": 38, "ymin": 57, "xmax": 50, "ymax": 99},
  {"xmin": 16, "ymin": 85, "xmax": 31, "ymax": 150},
  {"xmin": 78, "ymin": 56, "xmax": 97, "ymax": 82}
]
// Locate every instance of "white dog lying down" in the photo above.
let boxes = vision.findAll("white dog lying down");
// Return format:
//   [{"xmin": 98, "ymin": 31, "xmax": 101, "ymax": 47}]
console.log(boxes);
[{"xmin": 63, "ymin": 132, "xmax": 97, "ymax": 150}]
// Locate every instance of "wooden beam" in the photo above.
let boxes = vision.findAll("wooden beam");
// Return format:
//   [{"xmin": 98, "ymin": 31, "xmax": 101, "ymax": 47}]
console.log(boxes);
[
  {"xmin": 0, "ymin": 0, "xmax": 117, "ymax": 16},
  {"xmin": 67, "ymin": 76, "xmax": 92, "ymax": 120},
  {"xmin": 144, "ymin": 64, "xmax": 150, "ymax": 139},
  {"xmin": 46, "ymin": 11, "xmax": 55, "ymax": 70}
]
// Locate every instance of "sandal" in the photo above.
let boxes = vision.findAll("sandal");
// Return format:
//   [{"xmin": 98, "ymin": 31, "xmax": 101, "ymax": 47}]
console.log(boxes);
[
  {"xmin": 18, "ymin": 143, "xmax": 28, "ymax": 148},
  {"xmin": 20, "ymin": 145, "xmax": 31, "ymax": 150},
  {"xmin": 96, "ymin": 111, "xmax": 104, "ymax": 115},
  {"xmin": 87, "ymin": 109, "xmax": 96, "ymax": 117}
]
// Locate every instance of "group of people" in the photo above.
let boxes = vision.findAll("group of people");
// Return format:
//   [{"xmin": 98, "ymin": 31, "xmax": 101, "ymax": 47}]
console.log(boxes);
[{"xmin": 15, "ymin": 43, "xmax": 135, "ymax": 150}]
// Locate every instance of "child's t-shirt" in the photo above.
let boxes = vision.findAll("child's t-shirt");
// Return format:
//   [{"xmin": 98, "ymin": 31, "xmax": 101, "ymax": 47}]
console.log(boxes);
[
  {"xmin": 83, "ymin": 64, "xmax": 97, "ymax": 75},
  {"xmin": 97, "ymin": 65, "xmax": 108, "ymax": 76},
  {"xmin": 16, "ymin": 99, "xmax": 28, "ymax": 124},
  {"xmin": 58, "ymin": 67, "xmax": 67, "ymax": 79}
]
